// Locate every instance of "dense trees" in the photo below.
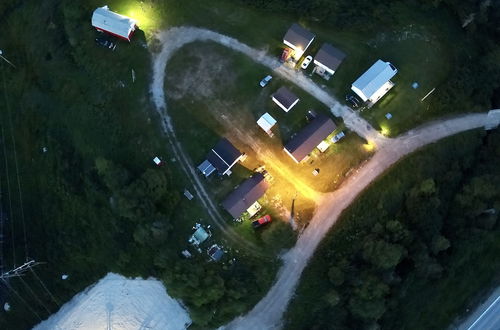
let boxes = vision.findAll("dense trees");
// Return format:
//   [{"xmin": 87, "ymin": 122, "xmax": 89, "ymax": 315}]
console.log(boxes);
[
  {"xmin": 287, "ymin": 129, "xmax": 500, "ymax": 329},
  {"xmin": 1, "ymin": 1, "xmax": 296, "ymax": 328}
]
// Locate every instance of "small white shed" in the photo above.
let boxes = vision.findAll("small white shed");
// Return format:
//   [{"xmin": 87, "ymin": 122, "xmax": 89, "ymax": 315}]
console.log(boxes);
[{"xmin": 257, "ymin": 113, "xmax": 277, "ymax": 136}]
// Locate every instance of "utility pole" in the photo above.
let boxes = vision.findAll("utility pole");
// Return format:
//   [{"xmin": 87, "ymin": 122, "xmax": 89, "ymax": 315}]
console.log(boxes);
[
  {"xmin": 0, "ymin": 50, "xmax": 16, "ymax": 68},
  {"xmin": 1, "ymin": 260, "xmax": 43, "ymax": 279}
]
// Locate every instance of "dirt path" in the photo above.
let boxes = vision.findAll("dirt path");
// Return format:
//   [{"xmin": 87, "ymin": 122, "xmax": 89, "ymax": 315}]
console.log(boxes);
[
  {"xmin": 149, "ymin": 26, "xmax": 500, "ymax": 330},
  {"xmin": 149, "ymin": 27, "xmax": 379, "ymax": 245},
  {"xmin": 151, "ymin": 27, "xmax": 385, "ymax": 145}
]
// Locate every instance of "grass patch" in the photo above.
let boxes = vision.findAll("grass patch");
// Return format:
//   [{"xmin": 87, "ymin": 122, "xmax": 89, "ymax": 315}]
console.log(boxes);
[{"xmin": 165, "ymin": 41, "xmax": 371, "ymax": 233}]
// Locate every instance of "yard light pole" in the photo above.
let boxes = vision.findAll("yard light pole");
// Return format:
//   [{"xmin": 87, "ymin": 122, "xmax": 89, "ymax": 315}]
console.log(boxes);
[{"xmin": 0, "ymin": 50, "xmax": 16, "ymax": 68}]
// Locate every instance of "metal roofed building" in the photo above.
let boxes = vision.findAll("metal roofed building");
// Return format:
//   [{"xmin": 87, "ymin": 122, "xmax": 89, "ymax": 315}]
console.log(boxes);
[
  {"xmin": 313, "ymin": 43, "xmax": 346, "ymax": 75},
  {"xmin": 188, "ymin": 226, "xmax": 210, "ymax": 246},
  {"xmin": 272, "ymin": 87, "xmax": 300, "ymax": 112},
  {"xmin": 351, "ymin": 60, "xmax": 398, "ymax": 105},
  {"xmin": 283, "ymin": 23, "xmax": 316, "ymax": 59},
  {"xmin": 222, "ymin": 173, "xmax": 269, "ymax": 219},
  {"xmin": 257, "ymin": 113, "xmax": 277, "ymax": 136},
  {"xmin": 284, "ymin": 114, "xmax": 337, "ymax": 163},
  {"xmin": 198, "ymin": 138, "xmax": 243, "ymax": 177},
  {"xmin": 91, "ymin": 6, "xmax": 137, "ymax": 41}
]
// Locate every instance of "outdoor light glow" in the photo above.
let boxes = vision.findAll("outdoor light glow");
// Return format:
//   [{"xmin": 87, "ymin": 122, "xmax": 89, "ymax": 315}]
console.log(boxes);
[
  {"xmin": 120, "ymin": 1, "xmax": 158, "ymax": 32},
  {"xmin": 241, "ymin": 157, "xmax": 320, "ymax": 202},
  {"xmin": 380, "ymin": 125, "xmax": 390, "ymax": 136},
  {"xmin": 363, "ymin": 142, "xmax": 375, "ymax": 152}
]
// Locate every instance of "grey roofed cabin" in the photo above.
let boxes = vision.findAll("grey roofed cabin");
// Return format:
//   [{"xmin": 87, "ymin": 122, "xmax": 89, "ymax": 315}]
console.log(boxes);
[
  {"xmin": 222, "ymin": 173, "xmax": 269, "ymax": 219},
  {"xmin": 283, "ymin": 23, "xmax": 316, "ymax": 54},
  {"xmin": 198, "ymin": 138, "xmax": 242, "ymax": 177},
  {"xmin": 272, "ymin": 86, "xmax": 300, "ymax": 112},
  {"xmin": 284, "ymin": 114, "xmax": 337, "ymax": 163},
  {"xmin": 313, "ymin": 43, "xmax": 346, "ymax": 74}
]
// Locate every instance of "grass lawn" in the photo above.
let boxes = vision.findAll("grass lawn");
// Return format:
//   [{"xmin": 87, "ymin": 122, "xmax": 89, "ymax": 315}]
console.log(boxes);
[
  {"xmin": 109, "ymin": 0, "xmax": 468, "ymax": 137},
  {"xmin": 165, "ymin": 41, "xmax": 372, "ymax": 229}
]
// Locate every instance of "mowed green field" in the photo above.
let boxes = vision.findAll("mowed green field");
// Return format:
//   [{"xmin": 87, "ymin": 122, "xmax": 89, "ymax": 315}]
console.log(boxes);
[
  {"xmin": 111, "ymin": 0, "xmax": 465, "ymax": 137},
  {"xmin": 164, "ymin": 42, "xmax": 372, "ymax": 230}
]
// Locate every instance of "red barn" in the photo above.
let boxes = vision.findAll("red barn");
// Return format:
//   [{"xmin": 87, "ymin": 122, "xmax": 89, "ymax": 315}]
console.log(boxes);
[{"xmin": 91, "ymin": 6, "xmax": 137, "ymax": 41}]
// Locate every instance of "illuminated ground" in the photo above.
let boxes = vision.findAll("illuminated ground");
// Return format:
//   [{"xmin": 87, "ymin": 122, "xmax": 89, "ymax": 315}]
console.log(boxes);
[{"xmin": 164, "ymin": 42, "xmax": 373, "ymax": 226}]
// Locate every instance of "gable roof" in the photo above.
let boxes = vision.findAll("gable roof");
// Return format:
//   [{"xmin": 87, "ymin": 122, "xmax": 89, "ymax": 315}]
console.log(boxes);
[
  {"xmin": 272, "ymin": 87, "xmax": 299, "ymax": 112},
  {"xmin": 352, "ymin": 60, "xmax": 397, "ymax": 100},
  {"xmin": 222, "ymin": 173, "xmax": 269, "ymax": 218},
  {"xmin": 284, "ymin": 115, "xmax": 337, "ymax": 162},
  {"xmin": 206, "ymin": 138, "xmax": 242, "ymax": 175},
  {"xmin": 283, "ymin": 24, "xmax": 315, "ymax": 50},
  {"xmin": 314, "ymin": 43, "xmax": 346, "ymax": 71},
  {"xmin": 91, "ymin": 6, "xmax": 137, "ymax": 40}
]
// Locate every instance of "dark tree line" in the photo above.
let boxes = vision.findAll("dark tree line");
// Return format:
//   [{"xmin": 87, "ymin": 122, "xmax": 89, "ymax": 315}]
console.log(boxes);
[{"xmin": 287, "ymin": 129, "xmax": 500, "ymax": 329}]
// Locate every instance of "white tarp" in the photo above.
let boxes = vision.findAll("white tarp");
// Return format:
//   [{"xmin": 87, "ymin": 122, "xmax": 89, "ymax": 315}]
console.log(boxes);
[
  {"xmin": 34, "ymin": 273, "xmax": 191, "ymax": 330},
  {"xmin": 257, "ymin": 113, "xmax": 277, "ymax": 132},
  {"xmin": 317, "ymin": 140, "xmax": 330, "ymax": 152},
  {"xmin": 92, "ymin": 6, "xmax": 137, "ymax": 40}
]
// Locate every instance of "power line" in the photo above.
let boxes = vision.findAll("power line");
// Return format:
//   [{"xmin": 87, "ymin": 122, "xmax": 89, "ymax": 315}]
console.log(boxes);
[
  {"xmin": 17, "ymin": 273, "xmax": 51, "ymax": 314},
  {"xmin": 30, "ymin": 267, "xmax": 60, "ymax": 307},
  {"xmin": 1, "ymin": 277, "xmax": 42, "ymax": 321},
  {"xmin": 1, "ymin": 66, "xmax": 28, "ymax": 261},
  {"xmin": 0, "ymin": 171, "xmax": 4, "ymax": 274},
  {"xmin": 0, "ymin": 126, "xmax": 16, "ymax": 266}
]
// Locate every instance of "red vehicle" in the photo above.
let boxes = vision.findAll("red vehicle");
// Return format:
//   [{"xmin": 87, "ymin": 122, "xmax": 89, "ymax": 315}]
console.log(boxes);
[
  {"xmin": 252, "ymin": 215, "xmax": 272, "ymax": 228},
  {"xmin": 280, "ymin": 48, "xmax": 292, "ymax": 63}
]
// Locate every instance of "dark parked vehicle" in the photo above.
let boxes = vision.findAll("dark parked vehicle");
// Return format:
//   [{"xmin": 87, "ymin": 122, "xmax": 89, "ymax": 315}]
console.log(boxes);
[
  {"xmin": 95, "ymin": 36, "xmax": 117, "ymax": 50},
  {"xmin": 345, "ymin": 94, "xmax": 362, "ymax": 108}
]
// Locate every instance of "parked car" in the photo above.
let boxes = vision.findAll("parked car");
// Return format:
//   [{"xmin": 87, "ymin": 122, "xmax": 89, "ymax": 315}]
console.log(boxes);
[
  {"xmin": 252, "ymin": 215, "xmax": 272, "ymax": 228},
  {"xmin": 280, "ymin": 48, "xmax": 292, "ymax": 63},
  {"xmin": 345, "ymin": 94, "xmax": 362, "ymax": 108},
  {"xmin": 301, "ymin": 55, "xmax": 313, "ymax": 69},
  {"xmin": 95, "ymin": 36, "xmax": 117, "ymax": 50},
  {"xmin": 259, "ymin": 75, "xmax": 273, "ymax": 87},
  {"xmin": 331, "ymin": 131, "xmax": 346, "ymax": 143}
]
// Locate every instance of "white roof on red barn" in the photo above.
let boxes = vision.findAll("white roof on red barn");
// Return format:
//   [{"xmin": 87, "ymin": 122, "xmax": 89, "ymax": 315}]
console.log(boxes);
[{"xmin": 91, "ymin": 6, "xmax": 137, "ymax": 40}]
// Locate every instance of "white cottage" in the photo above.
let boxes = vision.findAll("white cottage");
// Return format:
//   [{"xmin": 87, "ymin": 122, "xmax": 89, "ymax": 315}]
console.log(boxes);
[{"xmin": 351, "ymin": 60, "xmax": 398, "ymax": 105}]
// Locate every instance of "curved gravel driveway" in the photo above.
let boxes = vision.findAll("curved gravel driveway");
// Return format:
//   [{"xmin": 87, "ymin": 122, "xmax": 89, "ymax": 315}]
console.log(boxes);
[{"xmin": 149, "ymin": 26, "xmax": 500, "ymax": 330}]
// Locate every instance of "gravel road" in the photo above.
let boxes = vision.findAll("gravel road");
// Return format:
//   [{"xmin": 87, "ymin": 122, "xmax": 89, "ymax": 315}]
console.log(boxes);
[{"xmin": 149, "ymin": 26, "xmax": 500, "ymax": 330}]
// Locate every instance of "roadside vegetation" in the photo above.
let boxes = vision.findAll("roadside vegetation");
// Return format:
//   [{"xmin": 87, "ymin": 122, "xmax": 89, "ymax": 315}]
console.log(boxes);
[
  {"xmin": 0, "ymin": 1, "xmax": 288, "ymax": 329},
  {"xmin": 0, "ymin": 0, "xmax": 499, "ymax": 329},
  {"xmin": 285, "ymin": 128, "xmax": 500, "ymax": 329}
]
